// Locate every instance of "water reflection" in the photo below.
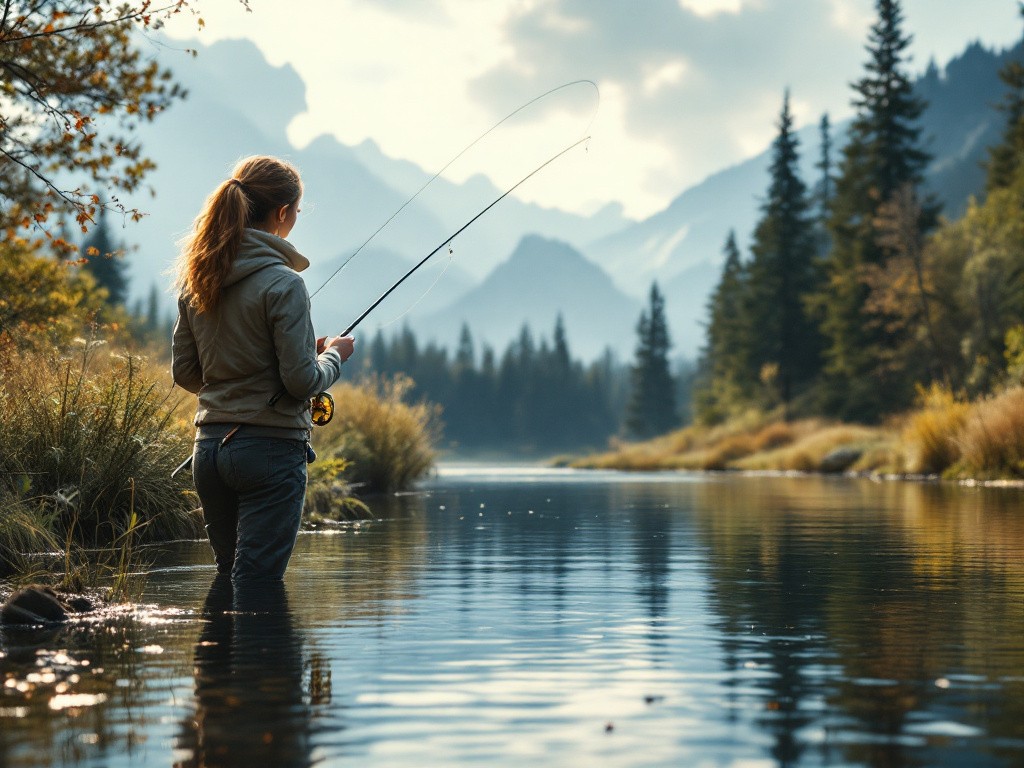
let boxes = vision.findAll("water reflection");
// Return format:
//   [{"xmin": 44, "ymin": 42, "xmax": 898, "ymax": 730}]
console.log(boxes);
[
  {"xmin": 3, "ymin": 473, "xmax": 1024, "ymax": 767},
  {"xmin": 692, "ymin": 477, "xmax": 1024, "ymax": 767},
  {"xmin": 174, "ymin": 577, "xmax": 318, "ymax": 768}
]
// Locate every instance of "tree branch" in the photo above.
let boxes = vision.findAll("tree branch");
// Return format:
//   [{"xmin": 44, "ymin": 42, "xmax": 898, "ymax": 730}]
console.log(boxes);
[
  {"xmin": 0, "ymin": 0, "xmax": 13, "ymax": 35},
  {"xmin": 0, "ymin": 2, "xmax": 184, "ymax": 46},
  {"xmin": 0, "ymin": 145, "xmax": 85, "ymax": 212}
]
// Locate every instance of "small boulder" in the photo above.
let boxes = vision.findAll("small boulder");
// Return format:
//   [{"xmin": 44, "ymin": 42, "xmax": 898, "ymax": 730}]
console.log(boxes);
[
  {"xmin": 819, "ymin": 446, "xmax": 863, "ymax": 474},
  {"xmin": 1, "ymin": 586, "xmax": 69, "ymax": 626}
]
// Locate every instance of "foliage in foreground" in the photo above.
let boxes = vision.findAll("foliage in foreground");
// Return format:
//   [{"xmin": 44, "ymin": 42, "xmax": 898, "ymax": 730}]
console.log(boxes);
[
  {"xmin": 313, "ymin": 375, "xmax": 441, "ymax": 495},
  {"xmin": 0, "ymin": 343, "xmax": 203, "ymax": 579}
]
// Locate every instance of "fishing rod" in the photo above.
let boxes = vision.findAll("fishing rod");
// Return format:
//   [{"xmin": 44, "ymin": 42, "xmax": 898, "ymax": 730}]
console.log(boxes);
[{"xmin": 266, "ymin": 133, "xmax": 592, "ymax": 410}]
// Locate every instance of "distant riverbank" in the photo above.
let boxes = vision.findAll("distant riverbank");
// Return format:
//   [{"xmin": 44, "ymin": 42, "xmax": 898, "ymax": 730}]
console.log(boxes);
[{"xmin": 566, "ymin": 384, "xmax": 1024, "ymax": 483}]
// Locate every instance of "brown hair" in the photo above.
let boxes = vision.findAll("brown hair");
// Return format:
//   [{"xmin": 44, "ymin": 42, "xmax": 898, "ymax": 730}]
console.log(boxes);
[{"xmin": 176, "ymin": 155, "xmax": 302, "ymax": 313}]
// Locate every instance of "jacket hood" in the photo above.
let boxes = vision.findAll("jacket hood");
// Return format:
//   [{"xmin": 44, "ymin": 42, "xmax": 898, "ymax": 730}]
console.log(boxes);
[{"xmin": 223, "ymin": 229, "xmax": 310, "ymax": 287}]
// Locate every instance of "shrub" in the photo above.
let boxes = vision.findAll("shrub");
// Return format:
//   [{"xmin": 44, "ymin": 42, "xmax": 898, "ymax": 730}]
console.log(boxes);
[
  {"xmin": 0, "ymin": 342, "xmax": 203, "ymax": 549},
  {"xmin": 955, "ymin": 387, "xmax": 1024, "ymax": 478},
  {"xmin": 900, "ymin": 384, "xmax": 969, "ymax": 474},
  {"xmin": 313, "ymin": 375, "xmax": 441, "ymax": 494}
]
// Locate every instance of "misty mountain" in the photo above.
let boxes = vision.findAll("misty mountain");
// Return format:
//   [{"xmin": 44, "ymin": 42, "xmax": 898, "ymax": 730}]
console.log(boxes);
[
  {"xmin": 420, "ymin": 235, "xmax": 640, "ymax": 362},
  {"xmin": 118, "ymin": 34, "xmax": 1020, "ymax": 364},
  {"xmin": 120, "ymin": 36, "xmax": 625, "ymax": 316},
  {"xmin": 588, "ymin": 39, "xmax": 1023, "ymax": 357},
  {"xmin": 351, "ymin": 138, "xmax": 633, "ymax": 278}
]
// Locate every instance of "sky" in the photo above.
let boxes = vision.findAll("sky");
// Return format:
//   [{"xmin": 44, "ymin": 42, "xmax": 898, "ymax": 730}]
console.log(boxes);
[{"xmin": 164, "ymin": 0, "xmax": 1023, "ymax": 220}]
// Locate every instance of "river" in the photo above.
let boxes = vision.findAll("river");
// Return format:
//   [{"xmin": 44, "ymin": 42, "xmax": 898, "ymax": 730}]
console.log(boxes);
[{"xmin": 2, "ymin": 466, "xmax": 1023, "ymax": 767}]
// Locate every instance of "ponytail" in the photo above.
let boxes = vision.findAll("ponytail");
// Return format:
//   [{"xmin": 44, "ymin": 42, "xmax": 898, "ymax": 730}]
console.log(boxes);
[{"xmin": 176, "ymin": 156, "xmax": 302, "ymax": 313}]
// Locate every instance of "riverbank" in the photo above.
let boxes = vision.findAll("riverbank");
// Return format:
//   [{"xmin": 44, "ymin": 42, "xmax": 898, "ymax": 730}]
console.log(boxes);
[
  {"xmin": 568, "ymin": 384, "xmax": 1024, "ymax": 482},
  {"xmin": 0, "ymin": 346, "xmax": 438, "ymax": 586}
]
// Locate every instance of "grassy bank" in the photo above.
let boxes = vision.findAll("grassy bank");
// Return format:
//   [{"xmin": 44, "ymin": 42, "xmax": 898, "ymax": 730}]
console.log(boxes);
[
  {"xmin": 571, "ymin": 384, "xmax": 1024, "ymax": 482},
  {"xmin": 569, "ymin": 412, "xmax": 896, "ymax": 474},
  {"xmin": 0, "ymin": 341, "xmax": 202, "ymax": 589},
  {"xmin": 311, "ymin": 374, "xmax": 441, "ymax": 496},
  {"xmin": 0, "ymin": 345, "xmax": 440, "ymax": 587}
]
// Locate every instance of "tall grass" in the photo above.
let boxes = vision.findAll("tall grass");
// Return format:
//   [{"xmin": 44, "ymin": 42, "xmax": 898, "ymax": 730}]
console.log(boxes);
[
  {"xmin": 0, "ymin": 341, "xmax": 203, "ymax": 576},
  {"xmin": 573, "ymin": 415, "xmax": 893, "ymax": 474},
  {"xmin": 312, "ymin": 375, "xmax": 441, "ymax": 494},
  {"xmin": 900, "ymin": 384, "xmax": 970, "ymax": 474},
  {"xmin": 954, "ymin": 387, "xmax": 1024, "ymax": 478}
]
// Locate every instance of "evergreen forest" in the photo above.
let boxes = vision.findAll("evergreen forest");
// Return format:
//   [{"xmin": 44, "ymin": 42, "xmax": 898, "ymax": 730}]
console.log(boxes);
[{"xmin": 696, "ymin": 0, "xmax": 1024, "ymax": 426}]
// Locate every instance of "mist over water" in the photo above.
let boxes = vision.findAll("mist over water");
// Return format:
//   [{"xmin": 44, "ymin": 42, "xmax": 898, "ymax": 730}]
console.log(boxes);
[{"xmin": 2, "ymin": 469, "xmax": 1023, "ymax": 766}]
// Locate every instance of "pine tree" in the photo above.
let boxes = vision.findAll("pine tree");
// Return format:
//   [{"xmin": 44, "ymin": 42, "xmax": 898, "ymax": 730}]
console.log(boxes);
[
  {"xmin": 812, "ymin": 0, "xmax": 934, "ymax": 421},
  {"xmin": 80, "ymin": 209, "xmax": 129, "ymax": 306},
  {"xmin": 626, "ymin": 283, "xmax": 678, "ymax": 439},
  {"xmin": 145, "ymin": 283, "xmax": 161, "ymax": 333},
  {"xmin": 986, "ymin": 5, "xmax": 1024, "ymax": 193},
  {"xmin": 814, "ymin": 114, "xmax": 834, "ymax": 228},
  {"xmin": 455, "ymin": 323, "xmax": 475, "ymax": 369},
  {"xmin": 552, "ymin": 314, "xmax": 571, "ymax": 373},
  {"xmin": 697, "ymin": 231, "xmax": 750, "ymax": 422},
  {"xmin": 744, "ymin": 91, "xmax": 822, "ymax": 411}
]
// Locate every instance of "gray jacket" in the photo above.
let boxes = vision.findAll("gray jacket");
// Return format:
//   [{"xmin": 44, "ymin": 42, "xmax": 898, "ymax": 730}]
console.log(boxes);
[{"xmin": 172, "ymin": 229, "xmax": 343, "ymax": 430}]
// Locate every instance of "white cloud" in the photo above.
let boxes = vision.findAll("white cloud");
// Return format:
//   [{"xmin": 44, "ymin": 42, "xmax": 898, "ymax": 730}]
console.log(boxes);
[{"xmin": 163, "ymin": 0, "xmax": 1024, "ymax": 219}]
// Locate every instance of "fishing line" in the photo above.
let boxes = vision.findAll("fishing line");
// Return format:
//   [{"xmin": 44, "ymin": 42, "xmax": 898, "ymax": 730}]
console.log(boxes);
[
  {"xmin": 268, "ymin": 136, "xmax": 591, "ymax": 410},
  {"xmin": 307, "ymin": 79, "xmax": 600, "ymax": 301},
  {"xmin": 375, "ymin": 242, "xmax": 457, "ymax": 330},
  {"xmin": 339, "ymin": 135, "xmax": 591, "ymax": 338}
]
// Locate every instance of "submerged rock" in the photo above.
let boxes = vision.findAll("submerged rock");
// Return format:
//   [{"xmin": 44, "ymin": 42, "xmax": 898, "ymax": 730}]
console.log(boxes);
[
  {"xmin": 819, "ymin": 447, "xmax": 863, "ymax": 474},
  {"xmin": 0, "ymin": 586, "xmax": 92, "ymax": 626}
]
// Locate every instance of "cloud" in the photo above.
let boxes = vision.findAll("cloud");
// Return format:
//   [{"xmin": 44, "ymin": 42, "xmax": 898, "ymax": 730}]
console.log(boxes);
[
  {"xmin": 470, "ymin": 0, "xmax": 870, "ymax": 200},
  {"xmin": 470, "ymin": 0, "xmax": 1023, "ymax": 210}
]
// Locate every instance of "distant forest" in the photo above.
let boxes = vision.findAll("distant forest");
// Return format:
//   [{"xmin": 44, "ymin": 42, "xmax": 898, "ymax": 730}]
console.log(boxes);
[
  {"xmin": 697, "ymin": 1, "xmax": 1024, "ymax": 425},
  {"xmin": 349, "ymin": 312, "xmax": 692, "ymax": 455}
]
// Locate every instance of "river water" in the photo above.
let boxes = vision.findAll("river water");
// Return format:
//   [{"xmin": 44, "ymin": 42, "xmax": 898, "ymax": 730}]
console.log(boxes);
[{"xmin": 2, "ymin": 466, "xmax": 1024, "ymax": 767}]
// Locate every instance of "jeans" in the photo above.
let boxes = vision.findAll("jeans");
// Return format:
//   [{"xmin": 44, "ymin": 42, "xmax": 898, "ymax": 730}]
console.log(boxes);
[{"xmin": 192, "ymin": 435, "xmax": 307, "ymax": 581}]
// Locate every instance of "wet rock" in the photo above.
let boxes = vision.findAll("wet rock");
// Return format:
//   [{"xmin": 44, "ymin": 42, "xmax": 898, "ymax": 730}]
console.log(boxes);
[
  {"xmin": 819, "ymin": 446, "xmax": 862, "ymax": 474},
  {"xmin": 0, "ymin": 586, "xmax": 90, "ymax": 626},
  {"xmin": 65, "ymin": 595, "xmax": 93, "ymax": 614}
]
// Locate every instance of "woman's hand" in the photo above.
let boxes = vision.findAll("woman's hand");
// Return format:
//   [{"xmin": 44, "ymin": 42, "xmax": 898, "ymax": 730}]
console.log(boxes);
[{"xmin": 322, "ymin": 334, "xmax": 355, "ymax": 363}]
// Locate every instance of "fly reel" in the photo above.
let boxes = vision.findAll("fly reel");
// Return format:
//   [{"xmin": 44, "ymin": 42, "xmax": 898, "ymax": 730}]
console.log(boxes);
[{"xmin": 309, "ymin": 392, "xmax": 334, "ymax": 426}]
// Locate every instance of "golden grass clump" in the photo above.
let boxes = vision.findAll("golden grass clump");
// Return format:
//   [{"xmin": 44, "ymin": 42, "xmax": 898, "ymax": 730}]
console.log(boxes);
[
  {"xmin": 737, "ymin": 423, "xmax": 889, "ymax": 473},
  {"xmin": 0, "ymin": 342, "xmax": 203, "ymax": 564},
  {"xmin": 750, "ymin": 421, "xmax": 797, "ymax": 453},
  {"xmin": 900, "ymin": 384, "xmax": 970, "ymax": 474},
  {"xmin": 954, "ymin": 386, "xmax": 1024, "ymax": 478},
  {"xmin": 312, "ymin": 374, "xmax": 441, "ymax": 494},
  {"xmin": 699, "ymin": 433, "xmax": 757, "ymax": 470}
]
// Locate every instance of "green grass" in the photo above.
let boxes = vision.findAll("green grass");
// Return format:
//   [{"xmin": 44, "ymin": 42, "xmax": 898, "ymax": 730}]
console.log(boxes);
[{"xmin": 0, "ymin": 341, "xmax": 203, "ymax": 584}]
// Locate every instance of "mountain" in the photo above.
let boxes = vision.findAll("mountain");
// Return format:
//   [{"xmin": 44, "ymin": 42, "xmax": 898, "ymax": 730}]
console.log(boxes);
[
  {"xmin": 587, "ymin": 39, "xmax": 1023, "ymax": 358},
  {"xmin": 119, "ymin": 36, "xmax": 626, "ymax": 316},
  {"xmin": 117, "ymin": 34, "xmax": 1019, "ymax": 364},
  {"xmin": 351, "ymin": 138, "xmax": 633, "ymax": 278},
  {"xmin": 420, "ymin": 235, "xmax": 640, "ymax": 361}
]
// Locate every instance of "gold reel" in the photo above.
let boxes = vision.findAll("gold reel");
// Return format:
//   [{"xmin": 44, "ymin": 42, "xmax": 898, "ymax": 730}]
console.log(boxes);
[{"xmin": 310, "ymin": 392, "xmax": 334, "ymax": 426}]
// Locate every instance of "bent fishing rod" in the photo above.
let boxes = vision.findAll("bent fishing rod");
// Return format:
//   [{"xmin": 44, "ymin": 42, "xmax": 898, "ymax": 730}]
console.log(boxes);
[{"xmin": 266, "ymin": 134, "xmax": 592, "ymax": 409}]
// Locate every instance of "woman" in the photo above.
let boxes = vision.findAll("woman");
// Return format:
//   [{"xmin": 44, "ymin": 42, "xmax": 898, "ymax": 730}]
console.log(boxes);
[{"xmin": 172, "ymin": 155, "xmax": 354, "ymax": 581}]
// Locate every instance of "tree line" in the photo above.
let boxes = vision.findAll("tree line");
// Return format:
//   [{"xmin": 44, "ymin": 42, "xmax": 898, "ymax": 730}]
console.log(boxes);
[
  {"xmin": 697, "ymin": 0, "xmax": 1024, "ymax": 425},
  {"xmin": 352, "ymin": 319, "xmax": 629, "ymax": 453}
]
